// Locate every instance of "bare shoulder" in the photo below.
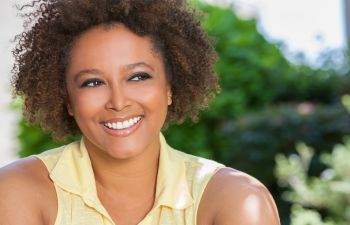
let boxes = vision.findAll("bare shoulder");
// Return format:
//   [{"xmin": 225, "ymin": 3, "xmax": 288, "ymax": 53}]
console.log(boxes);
[
  {"xmin": 0, "ymin": 157, "xmax": 56, "ymax": 225},
  {"xmin": 198, "ymin": 167, "xmax": 280, "ymax": 225}
]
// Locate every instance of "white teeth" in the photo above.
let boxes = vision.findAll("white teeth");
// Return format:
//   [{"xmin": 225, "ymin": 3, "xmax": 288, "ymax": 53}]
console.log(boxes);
[
  {"xmin": 123, "ymin": 121, "xmax": 128, "ymax": 128},
  {"xmin": 104, "ymin": 116, "xmax": 142, "ymax": 130}
]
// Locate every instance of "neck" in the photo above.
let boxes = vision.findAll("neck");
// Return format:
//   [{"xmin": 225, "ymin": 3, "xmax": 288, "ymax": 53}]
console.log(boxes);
[{"xmin": 86, "ymin": 138, "xmax": 160, "ymax": 199}]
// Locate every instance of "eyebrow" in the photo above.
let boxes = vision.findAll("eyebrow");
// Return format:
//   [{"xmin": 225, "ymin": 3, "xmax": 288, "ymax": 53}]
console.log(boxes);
[
  {"xmin": 125, "ymin": 62, "xmax": 154, "ymax": 71},
  {"xmin": 73, "ymin": 69, "xmax": 102, "ymax": 83},
  {"xmin": 72, "ymin": 62, "xmax": 155, "ymax": 82}
]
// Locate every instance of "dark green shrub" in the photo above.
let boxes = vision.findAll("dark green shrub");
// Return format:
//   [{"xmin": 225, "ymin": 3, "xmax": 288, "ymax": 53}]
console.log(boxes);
[{"xmin": 219, "ymin": 104, "xmax": 350, "ymax": 182}]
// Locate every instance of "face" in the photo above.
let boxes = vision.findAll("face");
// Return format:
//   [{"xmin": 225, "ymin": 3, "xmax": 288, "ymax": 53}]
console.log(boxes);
[{"xmin": 65, "ymin": 24, "xmax": 172, "ymax": 160}]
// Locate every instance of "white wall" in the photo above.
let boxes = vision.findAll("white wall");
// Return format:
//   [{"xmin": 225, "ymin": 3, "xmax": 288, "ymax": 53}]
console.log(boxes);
[{"xmin": 0, "ymin": 1, "xmax": 24, "ymax": 167}]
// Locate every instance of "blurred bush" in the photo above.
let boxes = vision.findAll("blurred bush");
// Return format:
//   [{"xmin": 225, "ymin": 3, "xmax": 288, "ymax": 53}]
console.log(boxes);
[
  {"xmin": 275, "ymin": 139, "xmax": 350, "ymax": 225},
  {"xmin": 218, "ymin": 104, "xmax": 350, "ymax": 183},
  {"xmin": 17, "ymin": 118, "xmax": 78, "ymax": 157},
  {"xmin": 198, "ymin": 3, "xmax": 350, "ymax": 118},
  {"xmin": 274, "ymin": 96, "xmax": 350, "ymax": 225}
]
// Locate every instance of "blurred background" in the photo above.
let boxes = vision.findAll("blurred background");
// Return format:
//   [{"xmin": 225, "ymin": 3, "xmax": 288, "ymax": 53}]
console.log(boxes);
[{"xmin": 1, "ymin": 0, "xmax": 349, "ymax": 224}]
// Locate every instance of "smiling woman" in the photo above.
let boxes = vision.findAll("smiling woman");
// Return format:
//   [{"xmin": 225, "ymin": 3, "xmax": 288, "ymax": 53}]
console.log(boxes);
[
  {"xmin": 65, "ymin": 25, "xmax": 171, "ymax": 160},
  {"xmin": 0, "ymin": 0, "xmax": 280, "ymax": 225}
]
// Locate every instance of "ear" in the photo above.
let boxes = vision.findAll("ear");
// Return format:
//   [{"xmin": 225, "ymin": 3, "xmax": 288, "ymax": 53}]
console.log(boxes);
[
  {"xmin": 167, "ymin": 86, "xmax": 172, "ymax": 106},
  {"xmin": 66, "ymin": 102, "xmax": 74, "ymax": 116}
]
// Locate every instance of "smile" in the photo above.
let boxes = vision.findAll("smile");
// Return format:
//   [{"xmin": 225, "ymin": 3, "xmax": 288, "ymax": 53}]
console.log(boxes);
[{"xmin": 103, "ymin": 116, "xmax": 142, "ymax": 130}]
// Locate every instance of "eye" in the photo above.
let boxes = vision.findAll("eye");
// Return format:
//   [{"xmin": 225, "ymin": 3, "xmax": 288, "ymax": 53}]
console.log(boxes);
[
  {"xmin": 80, "ymin": 79, "xmax": 104, "ymax": 88},
  {"xmin": 129, "ymin": 72, "xmax": 152, "ymax": 81}
]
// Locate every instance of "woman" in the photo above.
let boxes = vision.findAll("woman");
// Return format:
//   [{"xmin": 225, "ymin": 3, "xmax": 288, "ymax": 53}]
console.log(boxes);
[{"xmin": 0, "ymin": 0, "xmax": 280, "ymax": 224}]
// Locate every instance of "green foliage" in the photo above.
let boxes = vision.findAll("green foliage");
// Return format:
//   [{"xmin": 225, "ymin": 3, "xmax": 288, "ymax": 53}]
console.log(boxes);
[
  {"xmin": 219, "ymin": 104, "xmax": 350, "ymax": 183},
  {"xmin": 290, "ymin": 205, "xmax": 339, "ymax": 225},
  {"xmin": 16, "ymin": 118, "xmax": 79, "ymax": 157},
  {"xmin": 197, "ymin": 3, "xmax": 348, "ymax": 119},
  {"xmin": 11, "ymin": 98, "xmax": 79, "ymax": 157},
  {"xmin": 199, "ymin": 3, "xmax": 287, "ymax": 116},
  {"xmin": 275, "ymin": 140, "xmax": 350, "ymax": 225},
  {"xmin": 274, "ymin": 95, "xmax": 350, "ymax": 224}
]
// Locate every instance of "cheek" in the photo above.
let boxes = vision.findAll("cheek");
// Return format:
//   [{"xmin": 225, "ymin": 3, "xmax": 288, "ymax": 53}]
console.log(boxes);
[
  {"xmin": 68, "ymin": 89, "xmax": 108, "ymax": 117},
  {"xmin": 135, "ymin": 85, "xmax": 169, "ymax": 113}
]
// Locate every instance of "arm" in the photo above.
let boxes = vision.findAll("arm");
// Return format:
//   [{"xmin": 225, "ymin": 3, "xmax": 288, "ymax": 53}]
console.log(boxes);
[
  {"xmin": 0, "ymin": 158, "xmax": 49, "ymax": 225},
  {"xmin": 198, "ymin": 168, "xmax": 280, "ymax": 225}
]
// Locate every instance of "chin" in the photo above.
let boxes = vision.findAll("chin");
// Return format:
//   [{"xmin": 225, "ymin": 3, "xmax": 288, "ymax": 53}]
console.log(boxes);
[
  {"xmin": 101, "ymin": 139, "xmax": 150, "ymax": 160},
  {"xmin": 106, "ymin": 148, "xmax": 142, "ymax": 160}
]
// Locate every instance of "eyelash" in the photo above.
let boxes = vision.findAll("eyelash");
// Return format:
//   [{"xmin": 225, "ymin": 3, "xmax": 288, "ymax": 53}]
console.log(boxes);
[
  {"xmin": 128, "ymin": 72, "xmax": 152, "ymax": 81},
  {"xmin": 80, "ymin": 79, "xmax": 104, "ymax": 88},
  {"xmin": 129, "ymin": 72, "xmax": 152, "ymax": 81},
  {"xmin": 80, "ymin": 73, "xmax": 152, "ymax": 88}
]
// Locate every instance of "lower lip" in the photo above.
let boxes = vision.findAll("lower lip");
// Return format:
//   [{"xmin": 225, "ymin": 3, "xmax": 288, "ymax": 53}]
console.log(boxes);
[{"xmin": 101, "ymin": 117, "xmax": 143, "ymax": 137}]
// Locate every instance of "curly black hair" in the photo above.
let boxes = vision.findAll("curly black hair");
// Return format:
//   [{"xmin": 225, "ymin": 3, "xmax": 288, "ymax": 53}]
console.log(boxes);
[{"xmin": 11, "ymin": 0, "xmax": 219, "ymax": 140}]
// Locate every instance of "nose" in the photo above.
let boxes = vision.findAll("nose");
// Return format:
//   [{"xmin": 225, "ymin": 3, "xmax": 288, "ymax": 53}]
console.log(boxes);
[{"xmin": 105, "ymin": 84, "xmax": 130, "ymax": 112}]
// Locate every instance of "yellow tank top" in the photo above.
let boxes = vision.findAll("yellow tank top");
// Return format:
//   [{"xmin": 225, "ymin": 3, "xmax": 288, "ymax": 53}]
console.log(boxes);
[{"xmin": 35, "ymin": 134, "xmax": 224, "ymax": 225}]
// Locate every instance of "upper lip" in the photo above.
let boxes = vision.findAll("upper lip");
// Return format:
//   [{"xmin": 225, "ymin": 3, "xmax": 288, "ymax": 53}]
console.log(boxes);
[{"xmin": 101, "ymin": 115, "xmax": 143, "ymax": 123}]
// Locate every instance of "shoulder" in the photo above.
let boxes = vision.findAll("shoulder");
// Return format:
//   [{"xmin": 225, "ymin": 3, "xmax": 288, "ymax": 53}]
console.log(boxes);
[
  {"xmin": 0, "ymin": 156, "xmax": 48, "ymax": 200},
  {"xmin": 198, "ymin": 167, "xmax": 280, "ymax": 225},
  {"xmin": 0, "ymin": 156, "xmax": 56, "ymax": 225}
]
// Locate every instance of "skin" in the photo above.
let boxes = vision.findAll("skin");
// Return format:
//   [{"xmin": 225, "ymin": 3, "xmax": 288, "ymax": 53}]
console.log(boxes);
[
  {"xmin": 0, "ymin": 24, "xmax": 280, "ymax": 225},
  {"xmin": 198, "ymin": 168, "xmax": 280, "ymax": 225}
]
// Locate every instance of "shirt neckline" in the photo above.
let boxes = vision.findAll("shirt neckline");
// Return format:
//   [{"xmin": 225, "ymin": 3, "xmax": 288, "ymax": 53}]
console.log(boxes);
[{"xmin": 48, "ymin": 133, "xmax": 194, "ymax": 223}]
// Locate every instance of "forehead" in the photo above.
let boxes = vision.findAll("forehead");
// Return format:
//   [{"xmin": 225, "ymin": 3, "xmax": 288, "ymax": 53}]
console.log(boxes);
[{"xmin": 67, "ymin": 24, "xmax": 163, "ymax": 70}]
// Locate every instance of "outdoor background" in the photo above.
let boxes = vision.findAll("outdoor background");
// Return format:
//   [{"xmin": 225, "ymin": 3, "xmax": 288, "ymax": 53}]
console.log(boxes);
[{"xmin": 0, "ymin": 0, "xmax": 349, "ymax": 224}]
